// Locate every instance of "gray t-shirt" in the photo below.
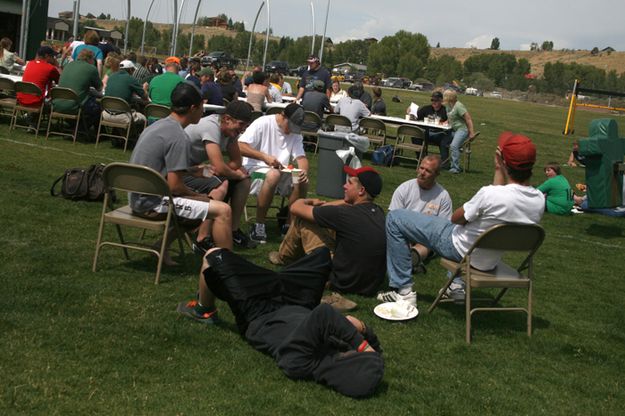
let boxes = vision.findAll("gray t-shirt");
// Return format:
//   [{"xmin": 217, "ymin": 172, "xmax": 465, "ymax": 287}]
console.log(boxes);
[
  {"xmin": 129, "ymin": 116, "xmax": 192, "ymax": 212},
  {"xmin": 334, "ymin": 96, "xmax": 371, "ymax": 131},
  {"xmin": 184, "ymin": 114, "xmax": 230, "ymax": 165},
  {"xmin": 388, "ymin": 180, "xmax": 452, "ymax": 219}
]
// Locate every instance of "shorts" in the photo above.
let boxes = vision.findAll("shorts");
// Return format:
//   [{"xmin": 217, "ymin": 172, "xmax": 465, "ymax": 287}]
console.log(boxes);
[
  {"xmin": 248, "ymin": 166, "xmax": 293, "ymax": 197},
  {"xmin": 183, "ymin": 175, "xmax": 224, "ymax": 194},
  {"xmin": 151, "ymin": 196, "xmax": 211, "ymax": 221}
]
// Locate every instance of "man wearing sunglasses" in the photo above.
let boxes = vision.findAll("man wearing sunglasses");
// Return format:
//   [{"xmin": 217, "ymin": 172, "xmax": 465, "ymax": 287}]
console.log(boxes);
[{"xmin": 415, "ymin": 90, "xmax": 453, "ymax": 167}]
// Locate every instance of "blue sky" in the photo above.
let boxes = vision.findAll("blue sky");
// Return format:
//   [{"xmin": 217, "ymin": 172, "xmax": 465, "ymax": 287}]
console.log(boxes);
[{"xmin": 48, "ymin": 0, "xmax": 625, "ymax": 51}]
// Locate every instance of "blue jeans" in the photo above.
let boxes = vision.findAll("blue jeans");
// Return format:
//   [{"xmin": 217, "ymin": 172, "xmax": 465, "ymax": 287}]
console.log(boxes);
[
  {"xmin": 449, "ymin": 129, "xmax": 469, "ymax": 171},
  {"xmin": 386, "ymin": 210, "xmax": 462, "ymax": 290}
]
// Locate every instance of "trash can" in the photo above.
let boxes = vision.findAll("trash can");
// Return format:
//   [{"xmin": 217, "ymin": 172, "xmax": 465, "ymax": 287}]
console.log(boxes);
[{"xmin": 316, "ymin": 132, "xmax": 366, "ymax": 199}]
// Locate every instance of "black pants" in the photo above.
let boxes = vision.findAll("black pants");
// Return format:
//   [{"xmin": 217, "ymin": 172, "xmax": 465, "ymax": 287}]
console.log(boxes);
[{"xmin": 203, "ymin": 248, "xmax": 384, "ymax": 398}]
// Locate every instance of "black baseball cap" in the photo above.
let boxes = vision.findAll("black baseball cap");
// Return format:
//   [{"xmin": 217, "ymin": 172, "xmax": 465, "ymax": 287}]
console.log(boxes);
[
  {"xmin": 343, "ymin": 165, "xmax": 383, "ymax": 197},
  {"xmin": 283, "ymin": 103, "xmax": 305, "ymax": 134},
  {"xmin": 171, "ymin": 82, "xmax": 202, "ymax": 108},
  {"xmin": 225, "ymin": 101, "xmax": 253, "ymax": 123}
]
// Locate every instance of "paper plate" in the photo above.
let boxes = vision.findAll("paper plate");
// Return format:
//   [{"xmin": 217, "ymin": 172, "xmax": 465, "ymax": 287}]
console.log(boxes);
[{"xmin": 373, "ymin": 302, "xmax": 419, "ymax": 321}]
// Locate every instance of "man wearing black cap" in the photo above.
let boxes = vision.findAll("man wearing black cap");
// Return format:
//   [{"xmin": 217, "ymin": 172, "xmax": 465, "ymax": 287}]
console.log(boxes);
[
  {"xmin": 410, "ymin": 90, "xmax": 452, "ymax": 166},
  {"xmin": 129, "ymin": 83, "xmax": 233, "ymax": 265},
  {"xmin": 268, "ymin": 165, "xmax": 386, "ymax": 310},
  {"xmin": 238, "ymin": 103, "xmax": 310, "ymax": 244},
  {"xmin": 178, "ymin": 246, "xmax": 384, "ymax": 398},
  {"xmin": 17, "ymin": 46, "xmax": 60, "ymax": 108},
  {"xmin": 184, "ymin": 100, "xmax": 257, "ymax": 248},
  {"xmin": 295, "ymin": 54, "xmax": 332, "ymax": 101}
]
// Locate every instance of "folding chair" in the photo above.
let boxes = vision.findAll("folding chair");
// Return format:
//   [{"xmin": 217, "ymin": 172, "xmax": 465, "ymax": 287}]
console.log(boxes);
[
  {"xmin": 461, "ymin": 131, "xmax": 480, "ymax": 172},
  {"xmin": 359, "ymin": 117, "xmax": 386, "ymax": 151},
  {"xmin": 302, "ymin": 111, "xmax": 323, "ymax": 154},
  {"xmin": 92, "ymin": 162, "xmax": 190, "ymax": 284},
  {"xmin": 144, "ymin": 103, "xmax": 171, "ymax": 128},
  {"xmin": 428, "ymin": 223, "xmax": 545, "ymax": 343},
  {"xmin": 0, "ymin": 77, "xmax": 16, "ymax": 121},
  {"xmin": 11, "ymin": 81, "xmax": 45, "ymax": 136},
  {"xmin": 45, "ymin": 87, "xmax": 82, "ymax": 143},
  {"xmin": 265, "ymin": 106, "xmax": 283, "ymax": 115},
  {"xmin": 324, "ymin": 114, "xmax": 352, "ymax": 132},
  {"xmin": 96, "ymin": 96, "xmax": 133, "ymax": 152},
  {"xmin": 391, "ymin": 124, "xmax": 426, "ymax": 167}
]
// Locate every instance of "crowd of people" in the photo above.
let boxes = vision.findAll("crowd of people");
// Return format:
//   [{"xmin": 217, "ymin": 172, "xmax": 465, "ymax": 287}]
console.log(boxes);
[{"xmin": 5, "ymin": 36, "xmax": 580, "ymax": 398}]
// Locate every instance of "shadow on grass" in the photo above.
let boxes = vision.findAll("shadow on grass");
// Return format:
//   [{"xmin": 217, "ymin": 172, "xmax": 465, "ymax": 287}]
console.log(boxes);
[{"xmin": 585, "ymin": 223, "xmax": 624, "ymax": 239}]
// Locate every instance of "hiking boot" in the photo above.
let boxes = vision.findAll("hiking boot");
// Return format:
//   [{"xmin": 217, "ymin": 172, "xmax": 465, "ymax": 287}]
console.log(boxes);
[
  {"xmin": 176, "ymin": 300, "xmax": 218, "ymax": 324},
  {"xmin": 233, "ymin": 228, "xmax": 258, "ymax": 249},
  {"xmin": 192, "ymin": 236, "xmax": 215, "ymax": 256},
  {"xmin": 268, "ymin": 251, "xmax": 284, "ymax": 266},
  {"xmin": 321, "ymin": 292, "xmax": 357, "ymax": 312},
  {"xmin": 442, "ymin": 282, "xmax": 466, "ymax": 301},
  {"xmin": 249, "ymin": 223, "xmax": 267, "ymax": 244},
  {"xmin": 376, "ymin": 289, "xmax": 417, "ymax": 307}
]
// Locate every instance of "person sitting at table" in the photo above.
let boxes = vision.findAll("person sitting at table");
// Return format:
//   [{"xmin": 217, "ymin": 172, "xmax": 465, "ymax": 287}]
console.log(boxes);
[
  {"xmin": 71, "ymin": 30, "xmax": 104, "ymax": 77},
  {"xmin": 198, "ymin": 67, "xmax": 223, "ymax": 106},
  {"xmin": 246, "ymin": 71, "xmax": 273, "ymax": 111},
  {"xmin": 354, "ymin": 81, "xmax": 372, "ymax": 110},
  {"xmin": 268, "ymin": 72, "xmax": 283, "ymax": 103},
  {"xmin": 238, "ymin": 103, "xmax": 309, "ymax": 244},
  {"xmin": 16, "ymin": 46, "xmax": 60, "ymax": 110},
  {"xmin": 371, "ymin": 87, "xmax": 386, "ymax": 116},
  {"xmin": 443, "ymin": 89, "xmax": 477, "ymax": 174},
  {"xmin": 302, "ymin": 80, "xmax": 332, "ymax": 121},
  {"xmin": 330, "ymin": 80, "xmax": 348, "ymax": 102},
  {"xmin": 147, "ymin": 57, "xmax": 183, "ymax": 107},
  {"xmin": 334, "ymin": 83, "xmax": 371, "ymax": 132},
  {"xmin": 184, "ymin": 61, "xmax": 202, "ymax": 89},
  {"xmin": 177, "ymin": 246, "xmax": 384, "ymax": 398},
  {"xmin": 0, "ymin": 37, "xmax": 25, "ymax": 73},
  {"xmin": 279, "ymin": 73, "xmax": 293, "ymax": 96},
  {"xmin": 413, "ymin": 90, "xmax": 452, "ymax": 167},
  {"xmin": 102, "ymin": 59, "xmax": 148, "ymax": 128}
]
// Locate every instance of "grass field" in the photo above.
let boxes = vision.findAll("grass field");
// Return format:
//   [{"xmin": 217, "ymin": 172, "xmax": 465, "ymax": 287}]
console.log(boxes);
[{"xmin": 1, "ymin": 91, "xmax": 625, "ymax": 415}]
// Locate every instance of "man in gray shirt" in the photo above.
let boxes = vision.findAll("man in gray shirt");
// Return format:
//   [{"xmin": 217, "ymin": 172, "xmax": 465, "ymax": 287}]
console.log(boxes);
[
  {"xmin": 184, "ymin": 101, "xmax": 257, "ymax": 248},
  {"xmin": 387, "ymin": 155, "xmax": 452, "ymax": 271},
  {"xmin": 129, "ymin": 82, "xmax": 233, "ymax": 262},
  {"xmin": 334, "ymin": 84, "xmax": 371, "ymax": 131}
]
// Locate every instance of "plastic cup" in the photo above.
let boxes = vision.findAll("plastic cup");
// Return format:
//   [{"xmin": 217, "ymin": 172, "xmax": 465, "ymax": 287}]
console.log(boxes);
[{"xmin": 291, "ymin": 168, "xmax": 302, "ymax": 184}]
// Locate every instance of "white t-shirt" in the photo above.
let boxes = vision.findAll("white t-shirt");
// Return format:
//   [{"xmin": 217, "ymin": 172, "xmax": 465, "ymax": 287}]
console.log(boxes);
[
  {"xmin": 389, "ymin": 180, "xmax": 452, "ymax": 219},
  {"xmin": 239, "ymin": 114, "xmax": 305, "ymax": 170},
  {"xmin": 451, "ymin": 184, "xmax": 545, "ymax": 270}
]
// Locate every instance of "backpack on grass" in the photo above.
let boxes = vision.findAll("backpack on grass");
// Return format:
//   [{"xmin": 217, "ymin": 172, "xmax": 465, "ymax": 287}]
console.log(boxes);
[
  {"xmin": 50, "ymin": 164, "xmax": 109, "ymax": 201},
  {"xmin": 371, "ymin": 145, "xmax": 395, "ymax": 167}
]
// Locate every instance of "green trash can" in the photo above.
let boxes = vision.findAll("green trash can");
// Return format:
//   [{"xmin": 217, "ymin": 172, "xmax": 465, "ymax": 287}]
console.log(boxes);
[{"xmin": 316, "ymin": 132, "xmax": 365, "ymax": 199}]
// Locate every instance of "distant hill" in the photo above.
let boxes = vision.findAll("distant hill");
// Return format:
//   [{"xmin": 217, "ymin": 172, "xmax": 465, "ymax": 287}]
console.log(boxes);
[{"xmin": 430, "ymin": 47, "xmax": 625, "ymax": 77}]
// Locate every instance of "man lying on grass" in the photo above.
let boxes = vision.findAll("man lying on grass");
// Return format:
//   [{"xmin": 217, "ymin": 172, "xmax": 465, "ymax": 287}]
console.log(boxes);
[{"xmin": 177, "ymin": 247, "xmax": 384, "ymax": 398}]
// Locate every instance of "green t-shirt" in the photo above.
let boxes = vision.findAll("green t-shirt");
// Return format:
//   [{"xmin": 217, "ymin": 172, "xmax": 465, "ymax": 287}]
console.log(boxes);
[
  {"xmin": 55, "ymin": 60, "xmax": 102, "ymax": 113},
  {"xmin": 105, "ymin": 70, "xmax": 145, "ymax": 103},
  {"xmin": 447, "ymin": 100, "xmax": 468, "ymax": 131},
  {"xmin": 148, "ymin": 72, "xmax": 183, "ymax": 107},
  {"xmin": 537, "ymin": 175, "xmax": 573, "ymax": 215}
]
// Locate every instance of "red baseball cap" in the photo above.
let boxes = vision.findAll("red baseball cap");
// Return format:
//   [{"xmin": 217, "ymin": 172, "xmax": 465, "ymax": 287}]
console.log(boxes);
[
  {"xmin": 343, "ymin": 165, "xmax": 382, "ymax": 197},
  {"xmin": 498, "ymin": 131, "xmax": 536, "ymax": 170}
]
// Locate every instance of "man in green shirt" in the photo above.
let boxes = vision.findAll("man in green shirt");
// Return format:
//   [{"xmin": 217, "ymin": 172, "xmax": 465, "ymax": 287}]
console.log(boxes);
[
  {"xmin": 54, "ymin": 48, "xmax": 102, "ymax": 127},
  {"xmin": 148, "ymin": 57, "xmax": 184, "ymax": 107},
  {"xmin": 537, "ymin": 162, "xmax": 573, "ymax": 215},
  {"xmin": 102, "ymin": 59, "xmax": 147, "ymax": 126}
]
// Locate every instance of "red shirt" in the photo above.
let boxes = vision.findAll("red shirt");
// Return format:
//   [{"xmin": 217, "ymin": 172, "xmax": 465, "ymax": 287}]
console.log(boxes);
[{"xmin": 17, "ymin": 59, "xmax": 60, "ymax": 106}]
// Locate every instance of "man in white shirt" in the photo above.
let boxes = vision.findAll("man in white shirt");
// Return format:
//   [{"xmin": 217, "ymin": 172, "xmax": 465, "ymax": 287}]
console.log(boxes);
[
  {"xmin": 238, "ymin": 103, "xmax": 309, "ymax": 243},
  {"xmin": 378, "ymin": 132, "xmax": 545, "ymax": 307},
  {"xmin": 388, "ymin": 155, "xmax": 452, "ymax": 270}
]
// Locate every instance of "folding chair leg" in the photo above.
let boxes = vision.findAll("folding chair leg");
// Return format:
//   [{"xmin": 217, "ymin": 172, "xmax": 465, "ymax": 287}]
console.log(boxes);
[
  {"xmin": 428, "ymin": 274, "xmax": 457, "ymax": 313},
  {"xmin": 92, "ymin": 212, "xmax": 107, "ymax": 272},
  {"xmin": 114, "ymin": 224, "xmax": 131, "ymax": 259},
  {"xmin": 527, "ymin": 281, "xmax": 533, "ymax": 337},
  {"xmin": 72, "ymin": 114, "xmax": 80, "ymax": 144},
  {"xmin": 492, "ymin": 288, "xmax": 509, "ymax": 305},
  {"xmin": 45, "ymin": 112, "xmax": 53, "ymax": 141},
  {"xmin": 466, "ymin": 279, "xmax": 472, "ymax": 344},
  {"xmin": 154, "ymin": 227, "xmax": 171, "ymax": 285}
]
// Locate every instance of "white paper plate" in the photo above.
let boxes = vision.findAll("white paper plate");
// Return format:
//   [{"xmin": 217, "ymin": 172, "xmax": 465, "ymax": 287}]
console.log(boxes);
[{"xmin": 373, "ymin": 302, "xmax": 419, "ymax": 321}]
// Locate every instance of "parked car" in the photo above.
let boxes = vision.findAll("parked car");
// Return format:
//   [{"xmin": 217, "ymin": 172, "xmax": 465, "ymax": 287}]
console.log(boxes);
[
  {"xmin": 202, "ymin": 51, "xmax": 238, "ymax": 68},
  {"xmin": 264, "ymin": 60, "xmax": 290, "ymax": 75},
  {"xmin": 289, "ymin": 65, "xmax": 307, "ymax": 77}
]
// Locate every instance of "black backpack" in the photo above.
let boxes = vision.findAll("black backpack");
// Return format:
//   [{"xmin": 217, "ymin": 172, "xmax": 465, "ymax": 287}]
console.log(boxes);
[{"xmin": 50, "ymin": 164, "xmax": 109, "ymax": 201}]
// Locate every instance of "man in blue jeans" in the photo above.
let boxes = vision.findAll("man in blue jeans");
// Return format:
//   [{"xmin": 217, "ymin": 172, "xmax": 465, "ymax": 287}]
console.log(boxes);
[{"xmin": 377, "ymin": 132, "xmax": 545, "ymax": 308}]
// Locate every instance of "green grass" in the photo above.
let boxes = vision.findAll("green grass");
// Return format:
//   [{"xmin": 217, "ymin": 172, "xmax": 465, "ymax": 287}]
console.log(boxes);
[{"xmin": 1, "ymin": 93, "xmax": 625, "ymax": 415}]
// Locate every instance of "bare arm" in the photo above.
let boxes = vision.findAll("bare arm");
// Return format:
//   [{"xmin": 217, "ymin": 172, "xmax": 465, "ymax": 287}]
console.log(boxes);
[
  {"xmin": 463, "ymin": 111, "xmax": 476, "ymax": 138},
  {"xmin": 295, "ymin": 86, "xmax": 305, "ymax": 101},
  {"xmin": 238, "ymin": 142, "xmax": 282, "ymax": 168},
  {"xmin": 493, "ymin": 149, "xmax": 507, "ymax": 185},
  {"xmin": 451, "ymin": 206, "xmax": 468, "ymax": 225},
  {"xmin": 167, "ymin": 171, "xmax": 210, "ymax": 201},
  {"xmin": 206, "ymin": 142, "xmax": 247, "ymax": 180},
  {"xmin": 290, "ymin": 198, "xmax": 323, "ymax": 222}
]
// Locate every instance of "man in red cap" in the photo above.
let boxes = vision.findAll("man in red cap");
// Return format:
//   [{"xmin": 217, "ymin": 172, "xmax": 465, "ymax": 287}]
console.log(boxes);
[
  {"xmin": 268, "ymin": 165, "xmax": 386, "ymax": 310},
  {"xmin": 378, "ymin": 132, "xmax": 545, "ymax": 308}
]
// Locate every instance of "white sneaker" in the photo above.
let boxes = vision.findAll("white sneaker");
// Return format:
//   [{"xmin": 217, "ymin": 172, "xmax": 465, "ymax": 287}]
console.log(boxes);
[
  {"xmin": 249, "ymin": 223, "xmax": 267, "ymax": 244},
  {"xmin": 444, "ymin": 282, "xmax": 466, "ymax": 301},
  {"xmin": 376, "ymin": 290, "xmax": 417, "ymax": 307}
]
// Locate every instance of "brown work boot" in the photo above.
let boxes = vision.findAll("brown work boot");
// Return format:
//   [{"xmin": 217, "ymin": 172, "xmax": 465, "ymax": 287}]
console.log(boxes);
[
  {"xmin": 321, "ymin": 292, "xmax": 357, "ymax": 312},
  {"xmin": 268, "ymin": 251, "xmax": 284, "ymax": 265}
]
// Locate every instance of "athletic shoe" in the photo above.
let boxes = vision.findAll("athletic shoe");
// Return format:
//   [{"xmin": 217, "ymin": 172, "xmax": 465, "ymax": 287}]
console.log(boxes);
[
  {"xmin": 442, "ymin": 281, "xmax": 466, "ymax": 301},
  {"xmin": 233, "ymin": 229, "xmax": 258, "ymax": 249},
  {"xmin": 448, "ymin": 168, "xmax": 463, "ymax": 174},
  {"xmin": 280, "ymin": 223, "xmax": 290, "ymax": 238},
  {"xmin": 411, "ymin": 248, "xmax": 427, "ymax": 274},
  {"xmin": 176, "ymin": 300, "xmax": 218, "ymax": 324},
  {"xmin": 192, "ymin": 236, "xmax": 215, "ymax": 255},
  {"xmin": 321, "ymin": 292, "xmax": 358, "ymax": 312},
  {"xmin": 376, "ymin": 290, "xmax": 417, "ymax": 307},
  {"xmin": 249, "ymin": 223, "xmax": 267, "ymax": 244},
  {"xmin": 268, "ymin": 251, "xmax": 284, "ymax": 266}
]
